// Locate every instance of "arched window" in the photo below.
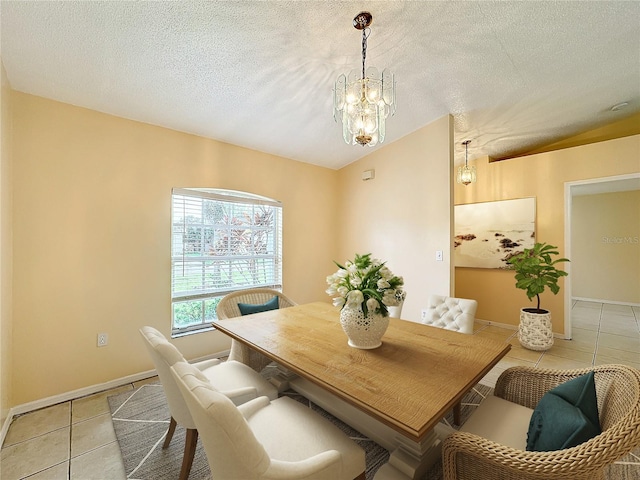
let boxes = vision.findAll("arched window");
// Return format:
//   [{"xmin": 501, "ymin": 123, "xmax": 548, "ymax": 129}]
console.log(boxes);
[{"xmin": 171, "ymin": 188, "xmax": 282, "ymax": 335}]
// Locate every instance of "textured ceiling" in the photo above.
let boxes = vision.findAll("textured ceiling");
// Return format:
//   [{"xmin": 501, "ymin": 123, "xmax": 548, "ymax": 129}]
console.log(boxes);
[{"xmin": 1, "ymin": 1, "xmax": 639, "ymax": 170}]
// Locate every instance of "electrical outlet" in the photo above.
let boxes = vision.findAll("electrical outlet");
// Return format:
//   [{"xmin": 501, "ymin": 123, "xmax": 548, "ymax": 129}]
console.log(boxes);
[
  {"xmin": 421, "ymin": 309, "xmax": 428, "ymax": 321},
  {"xmin": 97, "ymin": 333, "xmax": 108, "ymax": 347}
]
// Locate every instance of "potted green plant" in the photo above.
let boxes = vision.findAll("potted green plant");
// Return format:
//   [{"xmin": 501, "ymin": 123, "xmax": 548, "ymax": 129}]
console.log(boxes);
[{"xmin": 507, "ymin": 242, "xmax": 569, "ymax": 351}]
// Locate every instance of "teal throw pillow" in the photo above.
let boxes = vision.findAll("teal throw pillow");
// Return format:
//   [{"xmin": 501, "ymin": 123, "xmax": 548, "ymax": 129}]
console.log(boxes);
[
  {"xmin": 526, "ymin": 371, "xmax": 601, "ymax": 452},
  {"xmin": 237, "ymin": 296, "xmax": 279, "ymax": 316}
]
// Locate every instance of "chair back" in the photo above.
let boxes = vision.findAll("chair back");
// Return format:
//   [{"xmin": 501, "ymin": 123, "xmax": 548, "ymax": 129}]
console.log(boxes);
[
  {"xmin": 596, "ymin": 364, "xmax": 640, "ymax": 431},
  {"xmin": 139, "ymin": 326, "xmax": 195, "ymax": 428},
  {"xmin": 217, "ymin": 289, "xmax": 297, "ymax": 371},
  {"xmin": 387, "ymin": 292, "xmax": 406, "ymax": 319},
  {"xmin": 216, "ymin": 288, "xmax": 297, "ymax": 320},
  {"xmin": 423, "ymin": 295, "xmax": 477, "ymax": 334},
  {"xmin": 171, "ymin": 361, "xmax": 270, "ymax": 479}
]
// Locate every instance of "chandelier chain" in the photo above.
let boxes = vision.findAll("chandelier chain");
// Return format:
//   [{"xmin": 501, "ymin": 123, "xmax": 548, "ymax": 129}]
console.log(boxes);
[
  {"xmin": 463, "ymin": 139, "xmax": 471, "ymax": 167},
  {"xmin": 361, "ymin": 28, "xmax": 370, "ymax": 80}
]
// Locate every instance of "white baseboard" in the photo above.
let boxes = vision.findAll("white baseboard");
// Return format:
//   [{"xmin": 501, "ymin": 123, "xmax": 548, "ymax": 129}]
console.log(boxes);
[
  {"xmin": 0, "ymin": 349, "xmax": 230, "ymax": 448},
  {"xmin": 475, "ymin": 318, "xmax": 566, "ymax": 339},
  {"xmin": 11, "ymin": 369, "xmax": 158, "ymax": 417},
  {"xmin": 0, "ymin": 368, "xmax": 156, "ymax": 448},
  {"xmin": 572, "ymin": 297, "xmax": 640, "ymax": 308},
  {"xmin": 0, "ymin": 411, "xmax": 12, "ymax": 449},
  {"xmin": 474, "ymin": 318, "xmax": 518, "ymax": 331}
]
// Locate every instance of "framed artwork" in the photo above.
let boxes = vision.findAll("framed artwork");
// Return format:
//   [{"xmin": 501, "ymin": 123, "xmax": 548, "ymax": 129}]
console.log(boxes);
[{"xmin": 454, "ymin": 197, "xmax": 536, "ymax": 269}]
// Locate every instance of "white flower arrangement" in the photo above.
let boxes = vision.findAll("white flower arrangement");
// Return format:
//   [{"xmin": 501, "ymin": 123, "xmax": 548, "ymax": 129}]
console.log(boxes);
[{"xmin": 326, "ymin": 253, "xmax": 404, "ymax": 317}]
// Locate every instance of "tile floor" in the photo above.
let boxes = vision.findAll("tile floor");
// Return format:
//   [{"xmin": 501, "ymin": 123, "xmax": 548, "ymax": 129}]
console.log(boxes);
[
  {"xmin": 1, "ymin": 300, "xmax": 639, "ymax": 479},
  {"xmin": 478, "ymin": 300, "xmax": 640, "ymax": 388}
]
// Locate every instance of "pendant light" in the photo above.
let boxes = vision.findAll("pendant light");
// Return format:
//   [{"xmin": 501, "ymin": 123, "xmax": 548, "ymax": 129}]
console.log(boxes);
[
  {"xmin": 333, "ymin": 12, "xmax": 396, "ymax": 147},
  {"xmin": 457, "ymin": 140, "xmax": 477, "ymax": 186}
]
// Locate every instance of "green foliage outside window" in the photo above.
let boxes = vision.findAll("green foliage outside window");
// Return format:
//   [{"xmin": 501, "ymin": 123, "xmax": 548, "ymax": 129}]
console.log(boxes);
[
  {"xmin": 171, "ymin": 189, "xmax": 282, "ymax": 335},
  {"xmin": 173, "ymin": 298, "xmax": 221, "ymax": 328}
]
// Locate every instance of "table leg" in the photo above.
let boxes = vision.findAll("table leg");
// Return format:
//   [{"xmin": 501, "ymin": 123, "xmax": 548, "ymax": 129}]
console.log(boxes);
[
  {"xmin": 268, "ymin": 363, "xmax": 297, "ymax": 393},
  {"xmin": 289, "ymin": 376, "xmax": 454, "ymax": 480},
  {"xmin": 374, "ymin": 423, "xmax": 455, "ymax": 479}
]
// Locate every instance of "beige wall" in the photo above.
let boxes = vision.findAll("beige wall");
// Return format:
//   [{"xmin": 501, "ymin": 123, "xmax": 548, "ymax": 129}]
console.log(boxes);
[
  {"xmin": 571, "ymin": 190, "xmax": 640, "ymax": 303},
  {"xmin": 337, "ymin": 115, "xmax": 454, "ymax": 321},
  {"xmin": 0, "ymin": 61, "xmax": 13, "ymax": 426},
  {"xmin": 9, "ymin": 91, "xmax": 455, "ymax": 407},
  {"xmin": 11, "ymin": 92, "xmax": 339, "ymax": 405},
  {"xmin": 455, "ymin": 135, "xmax": 640, "ymax": 334},
  {"xmin": 7, "ymin": 85, "xmax": 637, "ymax": 408}
]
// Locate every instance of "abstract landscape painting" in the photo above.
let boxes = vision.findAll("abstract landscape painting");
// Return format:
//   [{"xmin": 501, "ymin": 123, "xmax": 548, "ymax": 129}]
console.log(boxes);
[{"xmin": 454, "ymin": 198, "xmax": 536, "ymax": 269}]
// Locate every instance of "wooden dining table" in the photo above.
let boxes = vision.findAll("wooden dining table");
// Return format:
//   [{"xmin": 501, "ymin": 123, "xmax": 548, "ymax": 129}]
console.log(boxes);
[{"xmin": 213, "ymin": 301, "xmax": 510, "ymax": 479}]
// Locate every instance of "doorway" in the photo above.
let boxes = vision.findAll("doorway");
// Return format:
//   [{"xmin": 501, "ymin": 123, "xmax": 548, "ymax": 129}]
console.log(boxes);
[{"xmin": 564, "ymin": 173, "xmax": 640, "ymax": 339}]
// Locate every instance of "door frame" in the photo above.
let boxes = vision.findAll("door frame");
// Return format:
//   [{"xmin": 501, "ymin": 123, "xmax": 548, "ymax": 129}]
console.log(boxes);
[{"xmin": 563, "ymin": 172, "xmax": 640, "ymax": 339}]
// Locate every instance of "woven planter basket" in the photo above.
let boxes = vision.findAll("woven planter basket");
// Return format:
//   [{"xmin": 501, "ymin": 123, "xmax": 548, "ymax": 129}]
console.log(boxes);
[{"xmin": 518, "ymin": 308, "xmax": 553, "ymax": 351}]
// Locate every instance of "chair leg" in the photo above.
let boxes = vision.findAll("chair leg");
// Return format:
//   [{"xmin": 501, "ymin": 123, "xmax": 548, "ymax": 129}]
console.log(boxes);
[
  {"xmin": 453, "ymin": 401, "xmax": 462, "ymax": 426},
  {"xmin": 179, "ymin": 428, "xmax": 199, "ymax": 480},
  {"xmin": 163, "ymin": 417, "xmax": 177, "ymax": 448}
]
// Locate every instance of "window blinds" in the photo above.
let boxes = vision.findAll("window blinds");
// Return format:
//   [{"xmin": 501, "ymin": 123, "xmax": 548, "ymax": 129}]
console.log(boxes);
[{"xmin": 171, "ymin": 189, "xmax": 283, "ymax": 302}]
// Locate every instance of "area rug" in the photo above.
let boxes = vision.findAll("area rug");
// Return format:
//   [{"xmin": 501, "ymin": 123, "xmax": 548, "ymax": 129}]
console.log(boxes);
[{"xmin": 108, "ymin": 382, "xmax": 639, "ymax": 480}]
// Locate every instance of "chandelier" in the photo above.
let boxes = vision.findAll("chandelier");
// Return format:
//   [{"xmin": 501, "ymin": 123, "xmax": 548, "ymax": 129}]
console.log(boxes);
[
  {"xmin": 457, "ymin": 140, "xmax": 477, "ymax": 186},
  {"xmin": 333, "ymin": 12, "xmax": 396, "ymax": 147}
]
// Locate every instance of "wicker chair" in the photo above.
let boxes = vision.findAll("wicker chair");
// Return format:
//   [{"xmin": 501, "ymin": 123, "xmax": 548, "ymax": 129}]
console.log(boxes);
[
  {"xmin": 442, "ymin": 364, "xmax": 640, "ymax": 480},
  {"xmin": 216, "ymin": 288, "xmax": 297, "ymax": 372}
]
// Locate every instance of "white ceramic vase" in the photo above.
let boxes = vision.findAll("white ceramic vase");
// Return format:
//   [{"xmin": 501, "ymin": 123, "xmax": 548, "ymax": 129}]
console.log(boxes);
[
  {"xmin": 518, "ymin": 308, "xmax": 554, "ymax": 351},
  {"xmin": 339, "ymin": 306, "xmax": 389, "ymax": 349}
]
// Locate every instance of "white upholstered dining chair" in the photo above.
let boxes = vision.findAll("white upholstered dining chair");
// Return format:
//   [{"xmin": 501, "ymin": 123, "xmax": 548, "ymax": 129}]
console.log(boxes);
[
  {"xmin": 422, "ymin": 295, "xmax": 478, "ymax": 424},
  {"xmin": 422, "ymin": 295, "xmax": 477, "ymax": 334},
  {"xmin": 139, "ymin": 326, "xmax": 278, "ymax": 480},
  {"xmin": 171, "ymin": 360, "xmax": 366, "ymax": 480},
  {"xmin": 216, "ymin": 288, "xmax": 297, "ymax": 372},
  {"xmin": 387, "ymin": 291, "xmax": 406, "ymax": 319}
]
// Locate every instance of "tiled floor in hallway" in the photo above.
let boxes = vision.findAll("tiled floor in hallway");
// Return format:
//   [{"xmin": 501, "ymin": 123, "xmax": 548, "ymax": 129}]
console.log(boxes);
[
  {"xmin": 1, "ymin": 301, "xmax": 638, "ymax": 479},
  {"xmin": 479, "ymin": 300, "xmax": 640, "ymax": 387}
]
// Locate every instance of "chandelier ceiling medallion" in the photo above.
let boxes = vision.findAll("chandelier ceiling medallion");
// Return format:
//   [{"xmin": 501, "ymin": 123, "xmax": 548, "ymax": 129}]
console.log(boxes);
[
  {"xmin": 457, "ymin": 140, "xmax": 477, "ymax": 186},
  {"xmin": 333, "ymin": 11, "xmax": 396, "ymax": 147}
]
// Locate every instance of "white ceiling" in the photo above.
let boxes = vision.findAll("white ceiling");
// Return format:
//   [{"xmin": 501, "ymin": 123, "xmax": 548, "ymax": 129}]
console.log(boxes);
[{"xmin": 1, "ymin": 1, "xmax": 639, "ymax": 170}]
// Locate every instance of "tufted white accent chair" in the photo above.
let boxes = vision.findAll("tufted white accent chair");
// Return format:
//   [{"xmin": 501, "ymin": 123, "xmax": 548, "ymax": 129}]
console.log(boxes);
[
  {"xmin": 139, "ymin": 326, "xmax": 278, "ymax": 480},
  {"xmin": 422, "ymin": 295, "xmax": 478, "ymax": 334},
  {"xmin": 387, "ymin": 293, "xmax": 406, "ymax": 319},
  {"xmin": 422, "ymin": 295, "xmax": 478, "ymax": 425},
  {"xmin": 171, "ymin": 360, "xmax": 366, "ymax": 480}
]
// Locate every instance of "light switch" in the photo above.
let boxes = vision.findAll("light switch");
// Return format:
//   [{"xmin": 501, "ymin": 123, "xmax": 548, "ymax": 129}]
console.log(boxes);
[{"xmin": 436, "ymin": 250, "xmax": 443, "ymax": 262}]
